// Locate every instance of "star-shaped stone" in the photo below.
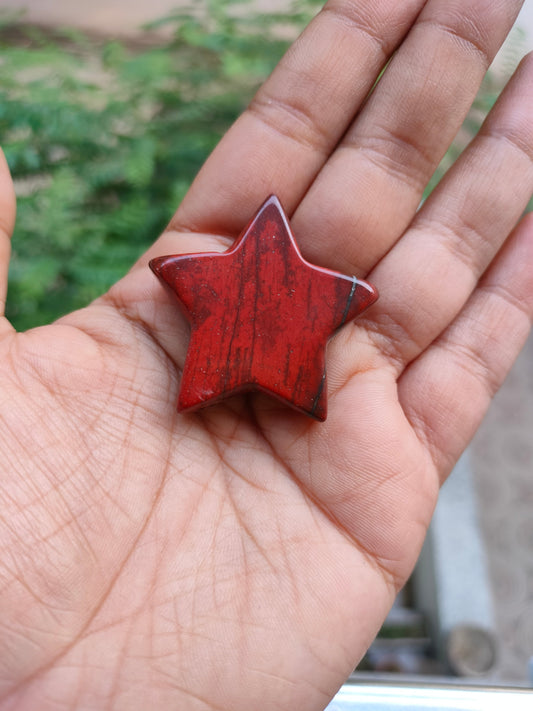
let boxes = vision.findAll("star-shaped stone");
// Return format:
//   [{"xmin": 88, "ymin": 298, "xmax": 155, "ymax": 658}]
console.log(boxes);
[{"xmin": 150, "ymin": 195, "xmax": 377, "ymax": 420}]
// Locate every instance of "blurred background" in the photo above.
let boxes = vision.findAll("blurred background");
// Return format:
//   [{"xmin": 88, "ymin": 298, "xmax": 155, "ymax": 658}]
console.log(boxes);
[{"xmin": 0, "ymin": 0, "xmax": 532, "ymax": 689}]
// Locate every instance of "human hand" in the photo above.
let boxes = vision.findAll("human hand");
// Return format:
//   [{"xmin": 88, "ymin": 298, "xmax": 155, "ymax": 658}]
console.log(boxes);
[{"xmin": 0, "ymin": 1, "xmax": 532, "ymax": 709}]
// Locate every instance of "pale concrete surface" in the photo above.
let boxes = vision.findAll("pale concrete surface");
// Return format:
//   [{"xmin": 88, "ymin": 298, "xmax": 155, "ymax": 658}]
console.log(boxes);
[
  {"xmin": 3, "ymin": 0, "xmax": 533, "ymax": 686},
  {"xmin": 419, "ymin": 454, "xmax": 497, "ymax": 674},
  {"xmin": 472, "ymin": 334, "xmax": 533, "ymax": 683}
]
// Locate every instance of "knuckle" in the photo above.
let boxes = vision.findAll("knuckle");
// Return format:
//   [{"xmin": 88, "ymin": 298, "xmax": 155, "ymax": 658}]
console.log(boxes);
[{"xmin": 247, "ymin": 92, "xmax": 330, "ymax": 153}]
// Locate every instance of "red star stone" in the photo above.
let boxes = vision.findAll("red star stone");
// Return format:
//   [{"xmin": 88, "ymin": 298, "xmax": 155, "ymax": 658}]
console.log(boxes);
[{"xmin": 150, "ymin": 196, "xmax": 378, "ymax": 420}]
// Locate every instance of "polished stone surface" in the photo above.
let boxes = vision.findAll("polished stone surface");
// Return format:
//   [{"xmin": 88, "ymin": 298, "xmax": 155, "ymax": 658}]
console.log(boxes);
[{"xmin": 150, "ymin": 196, "xmax": 377, "ymax": 420}]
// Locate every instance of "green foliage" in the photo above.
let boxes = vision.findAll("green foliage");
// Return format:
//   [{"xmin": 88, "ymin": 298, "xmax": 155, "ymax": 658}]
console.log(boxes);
[
  {"xmin": 1, "ymin": 0, "xmax": 321, "ymax": 329},
  {"xmin": 0, "ymin": 0, "xmax": 507, "ymax": 330}
]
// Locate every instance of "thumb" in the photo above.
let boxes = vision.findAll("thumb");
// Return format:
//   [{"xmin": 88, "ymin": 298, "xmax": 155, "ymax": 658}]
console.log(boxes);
[{"xmin": 0, "ymin": 149, "xmax": 16, "ymax": 332}]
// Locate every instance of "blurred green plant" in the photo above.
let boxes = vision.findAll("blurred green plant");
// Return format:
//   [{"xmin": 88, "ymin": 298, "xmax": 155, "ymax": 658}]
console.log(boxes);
[
  {"xmin": 0, "ymin": 0, "xmax": 510, "ymax": 330},
  {"xmin": 0, "ymin": 0, "xmax": 320, "ymax": 329}
]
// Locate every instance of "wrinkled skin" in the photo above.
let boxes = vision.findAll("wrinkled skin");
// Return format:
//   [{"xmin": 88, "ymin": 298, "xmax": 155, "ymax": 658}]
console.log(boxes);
[{"xmin": 0, "ymin": 1, "xmax": 532, "ymax": 709}]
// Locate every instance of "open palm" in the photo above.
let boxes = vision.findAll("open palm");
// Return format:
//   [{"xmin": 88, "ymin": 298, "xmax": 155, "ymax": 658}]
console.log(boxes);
[{"xmin": 1, "ymin": 1, "xmax": 532, "ymax": 709}]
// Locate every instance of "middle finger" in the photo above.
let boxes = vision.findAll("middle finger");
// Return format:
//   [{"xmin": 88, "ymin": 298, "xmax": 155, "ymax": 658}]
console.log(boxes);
[{"xmin": 292, "ymin": 0, "xmax": 525, "ymax": 275}]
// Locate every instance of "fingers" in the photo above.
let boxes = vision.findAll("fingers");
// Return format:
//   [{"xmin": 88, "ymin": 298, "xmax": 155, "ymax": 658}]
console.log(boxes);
[
  {"xmin": 292, "ymin": 0, "xmax": 526, "ymax": 275},
  {"xmin": 398, "ymin": 212, "xmax": 533, "ymax": 479},
  {"xmin": 165, "ymin": 0, "xmax": 428, "ymax": 237},
  {"xmin": 364, "ymin": 52, "xmax": 533, "ymax": 371},
  {"xmin": 0, "ymin": 149, "xmax": 16, "ymax": 325},
  {"xmin": 145, "ymin": 0, "xmax": 525, "ymax": 280}
]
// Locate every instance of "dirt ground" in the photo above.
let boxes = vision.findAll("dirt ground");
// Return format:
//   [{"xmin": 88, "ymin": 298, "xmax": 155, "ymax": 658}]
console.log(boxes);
[
  {"xmin": 3, "ymin": 0, "xmax": 532, "ymax": 45},
  {"xmin": 3, "ymin": 1, "xmax": 532, "ymax": 69},
  {"xmin": 1, "ymin": 0, "xmax": 287, "ymax": 34}
]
